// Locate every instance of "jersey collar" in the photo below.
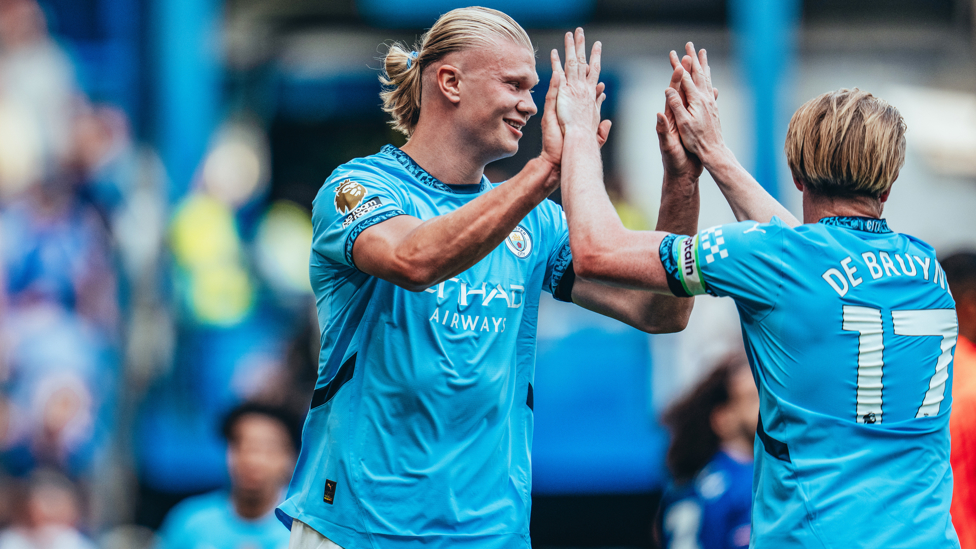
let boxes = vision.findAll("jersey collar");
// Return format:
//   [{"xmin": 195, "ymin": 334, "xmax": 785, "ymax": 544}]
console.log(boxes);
[
  {"xmin": 817, "ymin": 216, "xmax": 891, "ymax": 234},
  {"xmin": 383, "ymin": 145, "xmax": 492, "ymax": 194}
]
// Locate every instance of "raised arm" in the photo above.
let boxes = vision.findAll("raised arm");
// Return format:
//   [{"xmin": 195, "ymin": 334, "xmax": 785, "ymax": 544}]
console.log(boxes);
[
  {"xmin": 352, "ymin": 155, "xmax": 558, "ymax": 291},
  {"xmin": 552, "ymin": 29, "xmax": 694, "ymax": 334},
  {"xmin": 665, "ymin": 43, "xmax": 800, "ymax": 227},
  {"xmin": 353, "ymin": 69, "xmax": 609, "ymax": 292}
]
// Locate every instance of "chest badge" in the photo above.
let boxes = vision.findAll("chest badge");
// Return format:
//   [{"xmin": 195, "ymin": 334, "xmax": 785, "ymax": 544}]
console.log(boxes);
[{"xmin": 505, "ymin": 225, "xmax": 532, "ymax": 258}]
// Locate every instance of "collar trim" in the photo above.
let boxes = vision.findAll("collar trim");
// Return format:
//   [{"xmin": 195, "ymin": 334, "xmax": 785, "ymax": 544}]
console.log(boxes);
[
  {"xmin": 383, "ymin": 145, "xmax": 490, "ymax": 194},
  {"xmin": 817, "ymin": 216, "xmax": 891, "ymax": 234}
]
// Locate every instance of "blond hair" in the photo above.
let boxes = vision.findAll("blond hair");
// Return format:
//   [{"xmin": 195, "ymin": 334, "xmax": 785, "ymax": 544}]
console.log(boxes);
[
  {"xmin": 785, "ymin": 88, "xmax": 907, "ymax": 198},
  {"xmin": 379, "ymin": 7, "xmax": 533, "ymax": 137}
]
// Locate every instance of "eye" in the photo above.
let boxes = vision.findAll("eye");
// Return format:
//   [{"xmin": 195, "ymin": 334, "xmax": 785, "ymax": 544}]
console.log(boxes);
[{"xmin": 508, "ymin": 81, "xmax": 521, "ymax": 90}]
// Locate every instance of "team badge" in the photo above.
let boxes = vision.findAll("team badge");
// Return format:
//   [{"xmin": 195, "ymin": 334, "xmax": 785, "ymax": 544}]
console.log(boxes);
[
  {"xmin": 335, "ymin": 179, "xmax": 367, "ymax": 215},
  {"xmin": 505, "ymin": 226, "xmax": 532, "ymax": 258}
]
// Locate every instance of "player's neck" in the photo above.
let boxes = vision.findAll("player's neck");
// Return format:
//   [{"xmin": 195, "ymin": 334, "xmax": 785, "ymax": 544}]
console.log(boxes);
[
  {"xmin": 801, "ymin": 190, "xmax": 884, "ymax": 224},
  {"xmin": 401, "ymin": 124, "xmax": 487, "ymax": 187}
]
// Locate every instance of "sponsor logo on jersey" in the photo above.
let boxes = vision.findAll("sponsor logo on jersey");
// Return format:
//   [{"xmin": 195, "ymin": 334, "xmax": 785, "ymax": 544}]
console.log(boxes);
[
  {"xmin": 505, "ymin": 226, "xmax": 532, "ymax": 258},
  {"xmin": 340, "ymin": 197, "xmax": 382, "ymax": 228},
  {"xmin": 323, "ymin": 479, "xmax": 337, "ymax": 504},
  {"xmin": 334, "ymin": 179, "xmax": 368, "ymax": 215}
]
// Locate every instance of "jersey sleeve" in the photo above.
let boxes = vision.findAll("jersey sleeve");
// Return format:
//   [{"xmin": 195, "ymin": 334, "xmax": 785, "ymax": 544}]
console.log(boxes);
[
  {"xmin": 660, "ymin": 219, "xmax": 788, "ymax": 315},
  {"xmin": 310, "ymin": 171, "xmax": 409, "ymax": 268},
  {"xmin": 541, "ymin": 202, "xmax": 574, "ymax": 302}
]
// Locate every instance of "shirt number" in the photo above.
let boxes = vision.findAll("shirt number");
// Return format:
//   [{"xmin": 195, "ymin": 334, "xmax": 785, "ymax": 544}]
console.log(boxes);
[{"xmin": 842, "ymin": 306, "xmax": 957, "ymax": 424}]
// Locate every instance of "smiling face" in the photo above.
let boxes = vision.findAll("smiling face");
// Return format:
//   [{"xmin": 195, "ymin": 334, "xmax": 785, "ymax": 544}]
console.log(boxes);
[{"xmin": 453, "ymin": 39, "xmax": 539, "ymax": 164}]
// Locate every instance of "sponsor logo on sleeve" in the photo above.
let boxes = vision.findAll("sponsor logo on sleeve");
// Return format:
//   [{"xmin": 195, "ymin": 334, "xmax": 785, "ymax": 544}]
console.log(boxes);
[
  {"xmin": 340, "ymin": 197, "xmax": 383, "ymax": 228},
  {"xmin": 678, "ymin": 234, "xmax": 707, "ymax": 296},
  {"xmin": 505, "ymin": 226, "xmax": 532, "ymax": 258},
  {"xmin": 335, "ymin": 179, "xmax": 368, "ymax": 215}
]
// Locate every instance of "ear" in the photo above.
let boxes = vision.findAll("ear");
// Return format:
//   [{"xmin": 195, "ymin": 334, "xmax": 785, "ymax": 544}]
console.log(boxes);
[
  {"xmin": 792, "ymin": 175, "xmax": 804, "ymax": 192},
  {"xmin": 436, "ymin": 64, "xmax": 462, "ymax": 104},
  {"xmin": 878, "ymin": 189, "xmax": 890, "ymax": 203}
]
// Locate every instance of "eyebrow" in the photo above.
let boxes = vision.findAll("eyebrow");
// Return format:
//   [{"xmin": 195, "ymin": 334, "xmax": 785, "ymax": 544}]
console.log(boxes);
[{"xmin": 500, "ymin": 71, "xmax": 540, "ymax": 88}]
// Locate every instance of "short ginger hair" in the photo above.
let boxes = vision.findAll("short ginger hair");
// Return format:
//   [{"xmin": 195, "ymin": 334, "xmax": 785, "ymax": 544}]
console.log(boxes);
[
  {"xmin": 785, "ymin": 88, "xmax": 907, "ymax": 198},
  {"xmin": 379, "ymin": 6, "xmax": 533, "ymax": 137}
]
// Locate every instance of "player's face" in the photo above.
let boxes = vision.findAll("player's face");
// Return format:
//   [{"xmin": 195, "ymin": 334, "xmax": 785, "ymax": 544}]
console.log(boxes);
[
  {"xmin": 227, "ymin": 414, "xmax": 295, "ymax": 495},
  {"xmin": 456, "ymin": 40, "xmax": 539, "ymax": 163}
]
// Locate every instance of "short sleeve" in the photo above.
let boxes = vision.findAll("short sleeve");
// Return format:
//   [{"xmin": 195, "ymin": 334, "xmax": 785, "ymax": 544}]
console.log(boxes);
[
  {"xmin": 541, "ymin": 203, "xmax": 573, "ymax": 301},
  {"xmin": 311, "ymin": 172, "xmax": 408, "ymax": 267},
  {"xmin": 661, "ymin": 219, "xmax": 788, "ymax": 314}
]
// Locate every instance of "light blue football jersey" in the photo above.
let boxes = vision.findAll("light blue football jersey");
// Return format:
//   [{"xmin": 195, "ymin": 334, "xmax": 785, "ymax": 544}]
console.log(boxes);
[
  {"xmin": 160, "ymin": 491, "xmax": 290, "ymax": 549},
  {"xmin": 662, "ymin": 216, "xmax": 959, "ymax": 548},
  {"xmin": 276, "ymin": 145, "xmax": 574, "ymax": 549}
]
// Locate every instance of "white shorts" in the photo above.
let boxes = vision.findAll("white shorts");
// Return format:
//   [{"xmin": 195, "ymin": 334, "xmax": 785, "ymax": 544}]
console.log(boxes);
[{"xmin": 288, "ymin": 520, "xmax": 344, "ymax": 549}]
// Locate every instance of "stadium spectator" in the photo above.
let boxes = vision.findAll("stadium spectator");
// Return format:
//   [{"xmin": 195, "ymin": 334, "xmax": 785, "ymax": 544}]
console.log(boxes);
[
  {"xmin": 656, "ymin": 352, "xmax": 757, "ymax": 549},
  {"xmin": 0, "ymin": 468, "xmax": 96, "ymax": 549},
  {"xmin": 156, "ymin": 402, "xmax": 299, "ymax": 549},
  {"xmin": 276, "ymin": 12, "xmax": 696, "ymax": 549},
  {"xmin": 944, "ymin": 252, "xmax": 976, "ymax": 548},
  {"xmin": 557, "ymin": 37, "xmax": 959, "ymax": 546},
  {"xmin": 0, "ymin": 0, "xmax": 79, "ymax": 176}
]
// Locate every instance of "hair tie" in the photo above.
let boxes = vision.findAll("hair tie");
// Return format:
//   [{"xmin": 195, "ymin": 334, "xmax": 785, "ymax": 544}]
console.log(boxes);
[{"xmin": 407, "ymin": 50, "xmax": 419, "ymax": 69}]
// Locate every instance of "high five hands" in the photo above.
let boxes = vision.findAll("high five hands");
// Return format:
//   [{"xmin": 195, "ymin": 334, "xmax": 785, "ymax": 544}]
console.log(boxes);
[
  {"xmin": 543, "ymin": 28, "xmax": 613, "ymax": 162},
  {"xmin": 663, "ymin": 42, "xmax": 726, "ymax": 173}
]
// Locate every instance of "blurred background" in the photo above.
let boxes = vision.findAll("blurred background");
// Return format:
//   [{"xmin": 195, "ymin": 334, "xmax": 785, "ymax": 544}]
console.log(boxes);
[{"xmin": 0, "ymin": 0, "xmax": 974, "ymax": 547}]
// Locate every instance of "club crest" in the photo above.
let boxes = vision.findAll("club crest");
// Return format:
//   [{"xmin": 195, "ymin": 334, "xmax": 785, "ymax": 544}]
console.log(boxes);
[
  {"xmin": 335, "ymin": 179, "xmax": 368, "ymax": 215},
  {"xmin": 505, "ymin": 226, "xmax": 532, "ymax": 258}
]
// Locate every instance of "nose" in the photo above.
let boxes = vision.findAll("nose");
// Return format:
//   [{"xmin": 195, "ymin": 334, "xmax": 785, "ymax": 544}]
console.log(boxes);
[{"xmin": 520, "ymin": 91, "xmax": 538, "ymax": 118}]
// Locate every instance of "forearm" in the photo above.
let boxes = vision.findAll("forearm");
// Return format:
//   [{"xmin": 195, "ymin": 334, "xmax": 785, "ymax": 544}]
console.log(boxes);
[
  {"xmin": 561, "ymin": 127, "xmax": 672, "ymax": 293},
  {"xmin": 656, "ymin": 172, "xmax": 700, "ymax": 235},
  {"xmin": 704, "ymin": 147, "xmax": 800, "ymax": 227},
  {"xmin": 359, "ymin": 157, "xmax": 557, "ymax": 290}
]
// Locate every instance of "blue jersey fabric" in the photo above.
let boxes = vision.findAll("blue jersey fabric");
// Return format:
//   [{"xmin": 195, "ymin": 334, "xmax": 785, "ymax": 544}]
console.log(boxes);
[
  {"xmin": 276, "ymin": 145, "xmax": 573, "ymax": 549},
  {"xmin": 663, "ymin": 216, "xmax": 959, "ymax": 548},
  {"xmin": 659, "ymin": 450, "xmax": 753, "ymax": 549},
  {"xmin": 159, "ymin": 491, "xmax": 290, "ymax": 549}
]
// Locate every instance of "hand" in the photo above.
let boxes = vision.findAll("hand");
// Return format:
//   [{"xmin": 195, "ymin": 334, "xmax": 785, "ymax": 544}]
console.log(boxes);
[
  {"xmin": 551, "ymin": 29, "xmax": 613, "ymax": 140},
  {"xmin": 658, "ymin": 50, "xmax": 703, "ymax": 181},
  {"xmin": 664, "ymin": 42, "xmax": 727, "ymax": 166}
]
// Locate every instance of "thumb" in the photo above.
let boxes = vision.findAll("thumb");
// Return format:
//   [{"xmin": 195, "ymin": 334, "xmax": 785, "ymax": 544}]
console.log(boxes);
[{"xmin": 664, "ymin": 88, "xmax": 691, "ymax": 128}]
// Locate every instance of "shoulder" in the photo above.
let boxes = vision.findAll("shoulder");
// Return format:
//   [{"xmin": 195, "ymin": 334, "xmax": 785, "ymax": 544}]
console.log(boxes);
[{"xmin": 311, "ymin": 153, "xmax": 413, "ymax": 226}]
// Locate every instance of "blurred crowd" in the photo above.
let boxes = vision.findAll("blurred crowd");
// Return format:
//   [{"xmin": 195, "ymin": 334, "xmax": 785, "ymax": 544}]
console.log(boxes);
[{"xmin": 0, "ymin": 0, "xmax": 316, "ymax": 546}]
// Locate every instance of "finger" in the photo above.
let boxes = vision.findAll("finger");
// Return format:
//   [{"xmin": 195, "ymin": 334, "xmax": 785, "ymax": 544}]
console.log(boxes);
[
  {"xmin": 563, "ymin": 32, "xmax": 577, "ymax": 81},
  {"xmin": 685, "ymin": 41, "xmax": 704, "ymax": 88},
  {"xmin": 655, "ymin": 112, "xmax": 675, "ymax": 148},
  {"xmin": 713, "ymin": 87, "xmax": 719, "ymax": 100},
  {"xmin": 681, "ymin": 55, "xmax": 693, "ymax": 74},
  {"xmin": 596, "ymin": 92, "xmax": 607, "ymax": 111},
  {"xmin": 574, "ymin": 28, "xmax": 587, "ymax": 80},
  {"xmin": 669, "ymin": 65, "xmax": 689, "ymax": 107},
  {"xmin": 597, "ymin": 119, "xmax": 612, "ymax": 148},
  {"xmin": 669, "ymin": 64, "xmax": 683, "ymax": 94},
  {"xmin": 665, "ymin": 87, "xmax": 692, "ymax": 129},
  {"xmin": 700, "ymin": 48, "xmax": 713, "ymax": 92},
  {"xmin": 550, "ymin": 49, "xmax": 563, "ymax": 78},
  {"xmin": 669, "ymin": 50, "xmax": 680, "ymax": 71},
  {"xmin": 678, "ymin": 65, "xmax": 700, "ymax": 107},
  {"xmin": 596, "ymin": 81, "xmax": 606, "ymax": 97},
  {"xmin": 587, "ymin": 40, "xmax": 602, "ymax": 87}
]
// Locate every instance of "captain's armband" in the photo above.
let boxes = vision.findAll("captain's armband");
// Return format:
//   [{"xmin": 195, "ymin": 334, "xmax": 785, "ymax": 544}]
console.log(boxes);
[{"xmin": 659, "ymin": 234, "xmax": 708, "ymax": 297}]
